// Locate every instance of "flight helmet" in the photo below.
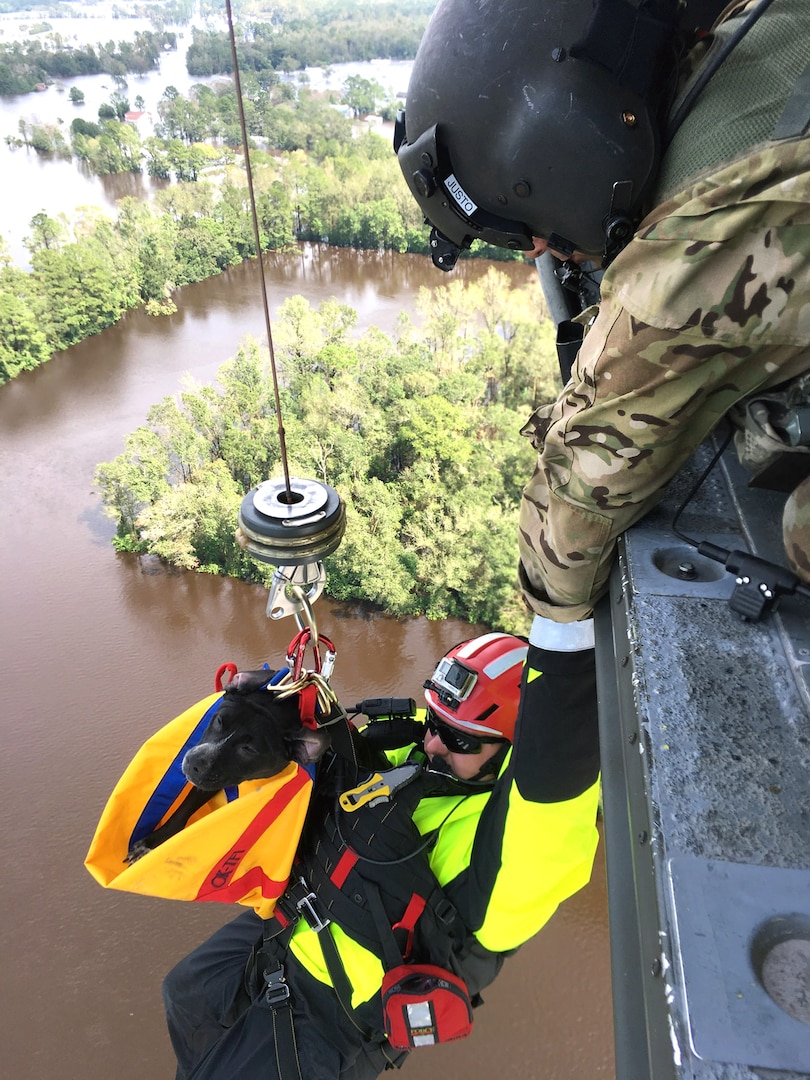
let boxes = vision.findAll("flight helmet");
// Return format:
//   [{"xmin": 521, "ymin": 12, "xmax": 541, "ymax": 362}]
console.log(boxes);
[{"xmin": 395, "ymin": 0, "xmax": 679, "ymax": 269}]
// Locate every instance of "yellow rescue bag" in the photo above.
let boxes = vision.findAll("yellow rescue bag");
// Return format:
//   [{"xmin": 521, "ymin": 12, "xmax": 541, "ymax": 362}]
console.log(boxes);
[{"xmin": 85, "ymin": 692, "xmax": 313, "ymax": 919}]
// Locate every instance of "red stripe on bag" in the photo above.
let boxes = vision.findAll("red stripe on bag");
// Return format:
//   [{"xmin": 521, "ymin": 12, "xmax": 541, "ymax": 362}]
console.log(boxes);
[
  {"xmin": 194, "ymin": 767, "xmax": 312, "ymax": 902},
  {"xmin": 196, "ymin": 863, "xmax": 290, "ymax": 905}
]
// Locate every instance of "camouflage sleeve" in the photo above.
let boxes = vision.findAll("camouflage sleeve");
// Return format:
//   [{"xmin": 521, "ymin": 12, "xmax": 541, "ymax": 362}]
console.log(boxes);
[{"xmin": 518, "ymin": 139, "xmax": 810, "ymax": 621}]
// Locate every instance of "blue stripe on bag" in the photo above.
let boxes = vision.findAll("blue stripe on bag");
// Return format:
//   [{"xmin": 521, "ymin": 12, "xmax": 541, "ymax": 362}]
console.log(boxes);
[{"xmin": 128, "ymin": 697, "xmax": 224, "ymax": 846}]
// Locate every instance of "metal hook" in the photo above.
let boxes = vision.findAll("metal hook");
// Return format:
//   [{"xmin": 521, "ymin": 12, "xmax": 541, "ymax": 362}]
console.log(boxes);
[
  {"xmin": 288, "ymin": 586, "xmax": 319, "ymax": 652},
  {"xmin": 266, "ymin": 563, "xmax": 326, "ymax": 624}
]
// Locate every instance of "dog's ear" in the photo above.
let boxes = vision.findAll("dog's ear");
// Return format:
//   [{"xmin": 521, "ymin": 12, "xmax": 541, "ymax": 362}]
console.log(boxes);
[
  {"xmin": 225, "ymin": 668, "xmax": 281, "ymax": 694},
  {"xmin": 286, "ymin": 728, "xmax": 331, "ymax": 766}
]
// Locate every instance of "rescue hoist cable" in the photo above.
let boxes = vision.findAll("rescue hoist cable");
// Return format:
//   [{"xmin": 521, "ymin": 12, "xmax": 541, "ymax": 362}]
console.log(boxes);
[
  {"xmin": 89, "ymin": 17, "xmax": 352, "ymax": 923},
  {"xmin": 223, "ymin": 1, "xmax": 346, "ymax": 626},
  {"xmin": 224, "ymin": 0, "xmax": 292, "ymax": 503}
]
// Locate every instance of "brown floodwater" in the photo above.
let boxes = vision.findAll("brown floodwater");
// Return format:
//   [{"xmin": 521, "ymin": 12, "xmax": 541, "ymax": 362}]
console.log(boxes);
[{"xmin": 0, "ymin": 244, "xmax": 614, "ymax": 1079}]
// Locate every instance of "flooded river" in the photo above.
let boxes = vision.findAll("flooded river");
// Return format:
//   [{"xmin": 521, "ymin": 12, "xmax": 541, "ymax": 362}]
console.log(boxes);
[
  {"xmin": 0, "ymin": 16, "xmax": 614, "ymax": 1075},
  {"xmin": 0, "ymin": 244, "xmax": 614, "ymax": 1079}
]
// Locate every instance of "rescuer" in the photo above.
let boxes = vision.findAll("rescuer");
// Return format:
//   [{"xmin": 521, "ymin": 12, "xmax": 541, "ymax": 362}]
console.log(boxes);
[
  {"xmin": 395, "ymin": 0, "xmax": 810, "ymax": 741},
  {"xmin": 162, "ymin": 632, "xmax": 601, "ymax": 1078}
]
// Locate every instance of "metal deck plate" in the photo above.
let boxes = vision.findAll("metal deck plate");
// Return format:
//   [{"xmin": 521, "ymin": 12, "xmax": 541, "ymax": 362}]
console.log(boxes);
[{"xmin": 667, "ymin": 856, "xmax": 810, "ymax": 1072}]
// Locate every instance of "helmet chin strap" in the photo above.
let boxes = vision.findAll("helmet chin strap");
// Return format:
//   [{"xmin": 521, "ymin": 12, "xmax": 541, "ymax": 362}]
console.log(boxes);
[{"xmin": 426, "ymin": 742, "xmax": 510, "ymax": 790}]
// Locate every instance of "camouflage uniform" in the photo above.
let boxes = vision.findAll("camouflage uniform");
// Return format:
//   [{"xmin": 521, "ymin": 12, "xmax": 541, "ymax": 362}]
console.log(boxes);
[
  {"xmin": 784, "ymin": 476, "xmax": 810, "ymax": 584},
  {"xmin": 519, "ymin": 0, "xmax": 810, "ymax": 621}
]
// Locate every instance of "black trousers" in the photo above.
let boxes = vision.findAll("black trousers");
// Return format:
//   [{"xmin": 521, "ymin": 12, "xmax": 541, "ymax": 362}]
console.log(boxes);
[{"xmin": 162, "ymin": 911, "xmax": 391, "ymax": 1080}]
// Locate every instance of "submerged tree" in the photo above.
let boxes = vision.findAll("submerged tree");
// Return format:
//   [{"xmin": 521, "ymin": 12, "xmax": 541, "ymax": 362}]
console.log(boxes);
[{"xmin": 0, "ymin": 244, "xmax": 51, "ymax": 382}]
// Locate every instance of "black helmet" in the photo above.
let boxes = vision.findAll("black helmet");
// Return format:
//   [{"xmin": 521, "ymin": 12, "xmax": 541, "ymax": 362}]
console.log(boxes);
[{"xmin": 395, "ymin": 0, "xmax": 679, "ymax": 269}]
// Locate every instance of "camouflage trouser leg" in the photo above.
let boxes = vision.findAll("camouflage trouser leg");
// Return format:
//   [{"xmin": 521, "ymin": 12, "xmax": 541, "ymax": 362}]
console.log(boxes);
[
  {"xmin": 518, "ymin": 296, "xmax": 810, "ymax": 622},
  {"xmin": 784, "ymin": 476, "xmax": 810, "ymax": 584}
]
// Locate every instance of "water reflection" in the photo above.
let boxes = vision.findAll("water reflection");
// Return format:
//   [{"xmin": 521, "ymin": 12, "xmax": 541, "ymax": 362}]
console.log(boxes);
[{"xmin": 98, "ymin": 167, "xmax": 169, "ymax": 202}]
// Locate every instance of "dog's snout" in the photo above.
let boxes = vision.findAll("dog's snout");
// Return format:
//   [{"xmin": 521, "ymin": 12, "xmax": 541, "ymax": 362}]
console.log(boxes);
[
  {"xmin": 183, "ymin": 756, "xmax": 202, "ymax": 781},
  {"xmin": 182, "ymin": 745, "xmax": 221, "ymax": 789}
]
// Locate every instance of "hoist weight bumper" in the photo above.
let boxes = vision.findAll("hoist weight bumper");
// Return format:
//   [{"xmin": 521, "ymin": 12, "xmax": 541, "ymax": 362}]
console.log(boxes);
[{"xmin": 237, "ymin": 478, "xmax": 346, "ymax": 566}]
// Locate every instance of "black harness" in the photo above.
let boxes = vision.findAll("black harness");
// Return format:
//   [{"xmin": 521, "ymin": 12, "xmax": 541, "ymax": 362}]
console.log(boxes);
[{"xmin": 249, "ymin": 734, "xmax": 489, "ymax": 1076}]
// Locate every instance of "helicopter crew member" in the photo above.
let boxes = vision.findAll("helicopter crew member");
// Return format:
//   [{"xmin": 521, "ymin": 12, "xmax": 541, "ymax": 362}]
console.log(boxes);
[{"xmin": 395, "ymin": 0, "xmax": 810, "ymax": 734}]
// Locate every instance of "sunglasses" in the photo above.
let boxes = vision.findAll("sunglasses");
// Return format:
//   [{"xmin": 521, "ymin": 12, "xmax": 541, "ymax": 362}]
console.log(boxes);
[{"xmin": 425, "ymin": 710, "xmax": 506, "ymax": 755}]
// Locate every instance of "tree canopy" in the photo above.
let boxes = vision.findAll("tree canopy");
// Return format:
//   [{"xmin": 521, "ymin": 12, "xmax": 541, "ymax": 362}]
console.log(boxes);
[
  {"xmin": 1, "ymin": 78, "xmax": 519, "ymax": 386},
  {"xmin": 0, "ymin": 30, "xmax": 177, "ymax": 94},
  {"xmin": 0, "ymin": 2, "xmax": 432, "ymax": 95},
  {"xmin": 186, "ymin": 2, "xmax": 435, "ymax": 75},
  {"xmin": 95, "ymin": 273, "xmax": 559, "ymax": 631}
]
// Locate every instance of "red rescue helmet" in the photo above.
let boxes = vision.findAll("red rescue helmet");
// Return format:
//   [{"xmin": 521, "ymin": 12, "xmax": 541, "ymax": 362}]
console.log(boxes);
[{"xmin": 424, "ymin": 633, "xmax": 528, "ymax": 742}]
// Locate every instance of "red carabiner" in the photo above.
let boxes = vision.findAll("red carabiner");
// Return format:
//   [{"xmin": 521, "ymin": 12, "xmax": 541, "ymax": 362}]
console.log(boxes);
[
  {"xmin": 286, "ymin": 629, "xmax": 337, "ymax": 681},
  {"xmin": 286, "ymin": 628, "xmax": 312, "ymax": 680},
  {"xmin": 214, "ymin": 662, "xmax": 238, "ymax": 692}
]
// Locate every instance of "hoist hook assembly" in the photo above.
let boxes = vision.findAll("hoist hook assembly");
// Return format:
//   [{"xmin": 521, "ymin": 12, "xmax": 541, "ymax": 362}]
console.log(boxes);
[
  {"xmin": 236, "ymin": 476, "xmax": 346, "ymax": 631},
  {"xmin": 237, "ymin": 477, "xmax": 346, "ymax": 566},
  {"xmin": 224, "ymin": 0, "xmax": 346, "ymax": 634}
]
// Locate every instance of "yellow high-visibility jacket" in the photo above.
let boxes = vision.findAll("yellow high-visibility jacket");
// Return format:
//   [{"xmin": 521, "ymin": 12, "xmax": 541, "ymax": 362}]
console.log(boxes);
[{"xmin": 289, "ymin": 714, "xmax": 601, "ymax": 1009}]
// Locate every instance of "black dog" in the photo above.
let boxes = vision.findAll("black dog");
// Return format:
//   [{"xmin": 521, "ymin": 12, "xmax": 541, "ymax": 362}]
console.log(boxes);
[{"xmin": 125, "ymin": 670, "xmax": 331, "ymax": 863}]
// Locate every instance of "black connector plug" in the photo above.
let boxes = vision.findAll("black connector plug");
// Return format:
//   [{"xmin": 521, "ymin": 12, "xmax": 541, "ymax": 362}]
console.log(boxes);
[{"xmin": 353, "ymin": 697, "xmax": 416, "ymax": 718}]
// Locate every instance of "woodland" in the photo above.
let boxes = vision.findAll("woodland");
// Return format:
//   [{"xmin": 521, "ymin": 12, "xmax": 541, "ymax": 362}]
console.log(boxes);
[
  {"xmin": 1, "ymin": 76, "xmax": 517, "ymax": 383},
  {"xmin": 3, "ymin": 0, "xmax": 556, "ymax": 630},
  {"xmin": 1, "ymin": 2, "xmax": 517, "ymax": 383},
  {"xmin": 95, "ymin": 275, "xmax": 559, "ymax": 632},
  {"xmin": 0, "ymin": 0, "xmax": 434, "ymax": 92}
]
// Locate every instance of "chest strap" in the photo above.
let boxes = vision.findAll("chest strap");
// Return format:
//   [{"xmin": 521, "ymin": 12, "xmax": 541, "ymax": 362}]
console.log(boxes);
[{"xmin": 257, "ymin": 960, "xmax": 303, "ymax": 1080}]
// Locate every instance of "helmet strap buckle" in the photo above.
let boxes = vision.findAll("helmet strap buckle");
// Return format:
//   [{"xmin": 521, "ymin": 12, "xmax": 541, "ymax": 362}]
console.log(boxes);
[{"xmin": 602, "ymin": 179, "xmax": 635, "ymax": 263}]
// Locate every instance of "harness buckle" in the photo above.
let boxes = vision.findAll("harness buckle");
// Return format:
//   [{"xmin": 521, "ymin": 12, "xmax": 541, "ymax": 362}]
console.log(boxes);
[
  {"xmin": 434, "ymin": 896, "xmax": 458, "ymax": 931},
  {"xmin": 296, "ymin": 888, "xmax": 331, "ymax": 932},
  {"xmin": 285, "ymin": 874, "xmax": 331, "ymax": 932},
  {"xmin": 262, "ymin": 961, "xmax": 291, "ymax": 1007}
]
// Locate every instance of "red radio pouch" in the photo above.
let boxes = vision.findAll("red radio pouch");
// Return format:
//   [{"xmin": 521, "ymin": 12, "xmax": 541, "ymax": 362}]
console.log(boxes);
[{"xmin": 381, "ymin": 964, "xmax": 474, "ymax": 1050}]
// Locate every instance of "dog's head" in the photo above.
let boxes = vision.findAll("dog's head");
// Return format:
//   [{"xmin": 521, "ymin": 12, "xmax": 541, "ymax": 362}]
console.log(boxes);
[{"xmin": 182, "ymin": 681, "xmax": 331, "ymax": 791}]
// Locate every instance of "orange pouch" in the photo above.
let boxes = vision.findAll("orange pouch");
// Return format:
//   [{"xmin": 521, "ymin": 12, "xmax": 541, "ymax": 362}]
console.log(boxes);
[{"xmin": 84, "ymin": 692, "xmax": 312, "ymax": 919}]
